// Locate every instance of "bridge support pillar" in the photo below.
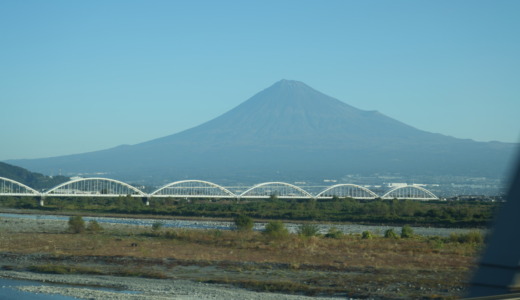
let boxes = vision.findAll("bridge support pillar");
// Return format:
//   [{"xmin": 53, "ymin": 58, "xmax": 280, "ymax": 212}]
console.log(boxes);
[
  {"xmin": 38, "ymin": 196, "xmax": 45, "ymax": 207},
  {"xmin": 143, "ymin": 197, "xmax": 150, "ymax": 206}
]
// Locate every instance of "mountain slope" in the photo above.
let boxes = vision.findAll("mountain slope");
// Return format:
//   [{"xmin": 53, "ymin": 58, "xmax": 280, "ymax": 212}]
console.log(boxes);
[
  {"xmin": 147, "ymin": 80, "xmax": 432, "ymax": 146},
  {"xmin": 6, "ymin": 80, "xmax": 517, "ymax": 184},
  {"xmin": 0, "ymin": 162, "xmax": 69, "ymax": 190}
]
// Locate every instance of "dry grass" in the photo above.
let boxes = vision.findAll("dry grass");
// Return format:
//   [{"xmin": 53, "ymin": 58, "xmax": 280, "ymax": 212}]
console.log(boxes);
[
  {"xmin": 1, "ymin": 230, "xmax": 477, "ymax": 267},
  {"xmin": 1, "ymin": 230, "xmax": 476, "ymax": 270},
  {"xmin": 0, "ymin": 221, "xmax": 480, "ymax": 299}
]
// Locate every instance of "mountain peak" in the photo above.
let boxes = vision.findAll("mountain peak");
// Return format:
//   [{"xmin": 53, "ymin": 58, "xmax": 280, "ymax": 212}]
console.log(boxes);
[
  {"xmin": 265, "ymin": 79, "xmax": 329, "ymax": 102},
  {"xmin": 269, "ymin": 79, "xmax": 313, "ymax": 93},
  {"xmin": 7, "ymin": 80, "xmax": 515, "ymax": 183},
  {"xmin": 274, "ymin": 79, "xmax": 306, "ymax": 86},
  {"xmin": 166, "ymin": 79, "xmax": 417, "ymax": 144}
]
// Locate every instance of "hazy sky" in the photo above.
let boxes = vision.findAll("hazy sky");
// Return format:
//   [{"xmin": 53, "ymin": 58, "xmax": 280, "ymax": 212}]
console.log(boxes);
[{"xmin": 1, "ymin": 0, "xmax": 519, "ymax": 160}]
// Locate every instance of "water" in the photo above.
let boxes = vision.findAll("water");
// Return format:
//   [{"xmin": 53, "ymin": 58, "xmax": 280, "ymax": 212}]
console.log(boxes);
[
  {"xmin": 0, "ymin": 277, "xmax": 142, "ymax": 299},
  {"xmin": 0, "ymin": 212, "xmax": 477, "ymax": 237},
  {"xmin": 0, "ymin": 212, "xmax": 234, "ymax": 230},
  {"xmin": 0, "ymin": 278, "xmax": 76, "ymax": 300}
]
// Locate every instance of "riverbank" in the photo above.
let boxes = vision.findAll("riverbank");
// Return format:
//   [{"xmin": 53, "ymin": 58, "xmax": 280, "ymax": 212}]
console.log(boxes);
[
  {"xmin": 0, "ymin": 212, "xmax": 479, "ymax": 299},
  {"xmin": 0, "ymin": 215, "xmax": 341, "ymax": 299},
  {"xmin": 1, "ymin": 271, "xmax": 338, "ymax": 300}
]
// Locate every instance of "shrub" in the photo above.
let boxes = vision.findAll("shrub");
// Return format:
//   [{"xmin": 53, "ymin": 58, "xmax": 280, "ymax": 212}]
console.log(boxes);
[
  {"xmin": 86, "ymin": 220, "xmax": 103, "ymax": 233},
  {"xmin": 429, "ymin": 236, "xmax": 445, "ymax": 250},
  {"xmin": 384, "ymin": 228, "xmax": 398, "ymax": 239},
  {"xmin": 68, "ymin": 216, "xmax": 85, "ymax": 233},
  {"xmin": 324, "ymin": 227, "xmax": 344, "ymax": 239},
  {"xmin": 29, "ymin": 265, "xmax": 103, "ymax": 275},
  {"xmin": 29, "ymin": 264, "xmax": 69, "ymax": 274},
  {"xmin": 164, "ymin": 230, "xmax": 179, "ymax": 239},
  {"xmin": 361, "ymin": 231, "xmax": 373, "ymax": 239},
  {"xmin": 263, "ymin": 221, "xmax": 289, "ymax": 239},
  {"xmin": 449, "ymin": 230, "xmax": 484, "ymax": 244},
  {"xmin": 211, "ymin": 229, "xmax": 223, "ymax": 238},
  {"xmin": 464, "ymin": 230, "xmax": 484, "ymax": 244},
  {"xmin": 152, "ymin": 221, "xmax": 163, "ymax": 231},
  {"xmin": 297, "ymin": 224, "xmax": 320, "ymax": 237},
  {"xmin": 234, "ymin": 214, "xmax": 254, "ymax": 231},
  {"xmin": 401, "ymin": 225, "xmax": 414, "ymax": 238}
]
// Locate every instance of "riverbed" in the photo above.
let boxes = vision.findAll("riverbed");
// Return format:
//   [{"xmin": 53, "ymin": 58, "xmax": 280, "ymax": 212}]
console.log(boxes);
[
  {"xmin": 0, "ymin": 212, "xmax": 478, "ymax": 237},
  {"xmin": 0, "ymin": 211, "xmax": 473, "ymax": 299},
  {"xmin": 1, "ymin": 271, "xmax": 341, "ymax": 300},
  {"xmin": 0, "ymin": 213, "xmax": 343, "ymax": 299}
]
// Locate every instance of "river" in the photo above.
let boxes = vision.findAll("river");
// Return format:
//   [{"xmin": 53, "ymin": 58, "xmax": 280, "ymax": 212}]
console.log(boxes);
[
  {"xmin": 0, "ymin": 278, "xmax": 78, "ymax": 300},
  {"xmin": 0, "ymin": 212, "xmax": 478, "ymax": 237}
]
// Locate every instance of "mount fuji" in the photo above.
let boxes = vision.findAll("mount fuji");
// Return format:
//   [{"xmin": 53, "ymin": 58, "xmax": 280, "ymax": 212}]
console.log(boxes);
[{"xmin": 7, "ymin": 80, "xmax": 517, "ymax": 184}]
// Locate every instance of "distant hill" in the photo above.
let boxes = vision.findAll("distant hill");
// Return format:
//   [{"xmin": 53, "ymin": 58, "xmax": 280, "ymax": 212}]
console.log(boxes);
[
  {"xmin": 0, "ymin": 162, "xmax": 69, "ymax": 191},
  {"xmin": 6, "ymin": 80, "xmax": 518, "ymax": 185}
]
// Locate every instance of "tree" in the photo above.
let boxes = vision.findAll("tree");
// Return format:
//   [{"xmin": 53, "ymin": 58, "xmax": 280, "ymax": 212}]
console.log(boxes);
[
  {"xmin": 362, "ymin": 231, "xmax": 373, "ymax": 239},
  {"xmin": 384, "ymin": 228, "xmax": 398, "ymax": 239},
  {"xmin": 86, "ymin": 220, "xmax": 103, "ymax": 233},
  {"xmin": 68, "ymin": 216, "xmax": 85, "ymax": 233},
  {"xmin": 401, "ymin": 225, "xmax": 414, "ymax": 238},
  {"xmin": 152, "ymin": 221, "xmax": 164, "ymax": 231},
  {"xmin": 234, "ymin": 214, "xmax": 254, "ymax": 231},
  {"xmin": 263, "ymin": 221, "xmax": 289, "ymax": 239},
  {"xmin": 269, "ymin": 194, "xmax": 279, "ymax": 202},
  {"xmin": 324, "ymin": 227, "xmax": 344, "ymax": 239}
]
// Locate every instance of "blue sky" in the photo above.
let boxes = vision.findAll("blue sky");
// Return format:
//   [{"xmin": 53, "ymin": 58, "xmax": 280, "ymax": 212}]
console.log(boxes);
[{"xmin": 1, "ymin": 0, "xmax": 519, "ymax": 160}]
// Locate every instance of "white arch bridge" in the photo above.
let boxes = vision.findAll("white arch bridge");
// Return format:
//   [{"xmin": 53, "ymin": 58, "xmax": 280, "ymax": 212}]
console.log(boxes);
[{"xmin": 0, "ymin": 177, "xmax": 439, "ymax": 205}]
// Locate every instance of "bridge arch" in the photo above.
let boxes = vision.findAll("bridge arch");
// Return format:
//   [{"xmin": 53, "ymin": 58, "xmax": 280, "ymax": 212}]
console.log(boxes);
[
  {"xmin": 316, "ymin": 184, "xmax": 379, "ymax": 199},
  {"xmin": 382, "ymin": 185, "xmax": 438, "ymax": 200},
  {"xmin": 45, "ymin": 177, "xmax": 146, "ymax": 197},
  {"xmin": 0, "ymin": 177, "xmax": 40, "ymax": 196},
  {"xmin": 239, "ymin": 182, "xmax": 313, "ymax": 199},
  {"xmin": 151, "ymin": 180, "xmax": 236, "ymax": 198}
]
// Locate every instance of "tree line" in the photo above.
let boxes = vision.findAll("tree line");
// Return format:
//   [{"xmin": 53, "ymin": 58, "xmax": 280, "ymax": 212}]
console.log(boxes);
[{"xmin": 0, "ymin": 195, "xmax": 499, "ymax": 227}]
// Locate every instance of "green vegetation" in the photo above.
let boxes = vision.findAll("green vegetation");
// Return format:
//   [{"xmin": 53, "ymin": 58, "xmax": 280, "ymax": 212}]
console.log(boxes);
[
  {"xmin": 449, "ymin": 230, "xmax": 484, "ymax": 244},
  {"xmin": 28, "ymin": 264, "xmax": 104, "ymax": 275},
  {"xmin": 233, "ymin": 214, "xmax": 254, "ymax": 231},
  {"xmin": 401, "ymin": 225, "xmax": 414, "ymax": 238},
  {"xmin": 28, "ymin": 264, "xmax": 167, "ymax": 279},
  {"xmin": 0, "ymin": 195, "xmax": 499, "ymax": 227},
  {"xmin": 384, "ymin": 228, "xmax": 398, "ymax": 239},
  {"xmin": 361, "ymin": 230, "xmax": 373, "ymax": 239},
  {"xmin": 86, "ymin": 220, "xmax": 103, "ymax": 233},
  {"xmin": 263, "ymin": 221, "xmax": 289, "ymax": 239},
  {"xmin": 152, "ymin": 221, "xmax": 164, "ymax": 231},
  {"xmin": 324, "ymin": 226, "xmax": 343, "ymax": 239},
  {"xmin": 297, "ymin": 223, "xmax": 320, "ymax": 237},
  {"xmin": 68, "ymin": 215, "xmax": 85, "ymax": 233},
  {"xmin": 0, "ymin": 162, "xmax": 69, "ymax": 190}
]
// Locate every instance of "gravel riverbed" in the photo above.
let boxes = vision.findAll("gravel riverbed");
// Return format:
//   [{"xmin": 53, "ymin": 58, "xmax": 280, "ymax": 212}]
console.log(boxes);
[
  {"xmin": 0, "ymin": 212, "xmax": 476, "ymax": 299},
  {"xmin": 1, "ymin": 271, "xmax": 339, "ymax": 300},
  {"xmin": 0, "ymin": 214, "xmax": 344, "ymax": 299}
]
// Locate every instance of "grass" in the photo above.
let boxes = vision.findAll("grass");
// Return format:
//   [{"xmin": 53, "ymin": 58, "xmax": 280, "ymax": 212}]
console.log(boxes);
[
  {"xmin": 28, "ymin": 264, "xmax": 168, "ymax": 279},
  {"xmin": 1, "ymin": 227, "xmax": 479, "ymax": 269},
  {"xmin": 28, "ymin": 264, "xmax": 104, "ymax": 275}
]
